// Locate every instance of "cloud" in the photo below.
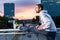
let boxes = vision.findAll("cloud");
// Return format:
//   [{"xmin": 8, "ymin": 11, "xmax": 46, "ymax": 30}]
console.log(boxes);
[
  {"xmin": 0, "ymin": 11, "xmax": 2, "ymax": 13},
  {"xmin": 0, "ymin": 0, "xmax": 17, "ymax": 3},
  {"xmin": 0, "ymin": 0, "xmax": 41, "ymax": 6},
  {"xmin": 15, "ymin": 0, "xmax": 40, "ymax": 6},
  {"xmin": 0, "ymin": 11, "xmax": 3, "ymax": 16}
]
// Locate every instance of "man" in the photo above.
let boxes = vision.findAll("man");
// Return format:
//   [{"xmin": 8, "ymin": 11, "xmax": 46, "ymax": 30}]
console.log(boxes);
[
  {"xmin": 34, "ymin": 4, "xmax": 57, "ymax": 40},
  {"xmin": 18, "ymin": 4, "xmax": 57, "ymax": 40}
]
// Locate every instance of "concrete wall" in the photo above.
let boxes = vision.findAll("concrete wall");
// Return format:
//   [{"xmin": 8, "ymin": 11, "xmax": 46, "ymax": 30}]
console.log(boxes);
[
  {"xmin": 0, "ymin": 33, "xmax": 46, "ymax": 40},
  {"xmin": 0, "ymin": 28, "xmax": 60, "ymax": 40}
]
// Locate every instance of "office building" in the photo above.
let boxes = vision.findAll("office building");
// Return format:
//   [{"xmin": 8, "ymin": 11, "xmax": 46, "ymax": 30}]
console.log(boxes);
[
  {"xmin": 4, "ymin": 3, "xmax": 15, "ymax": 17},
  {"xmin": 41, "ymin": 0, "xmax": 60, "ymax": 16}
]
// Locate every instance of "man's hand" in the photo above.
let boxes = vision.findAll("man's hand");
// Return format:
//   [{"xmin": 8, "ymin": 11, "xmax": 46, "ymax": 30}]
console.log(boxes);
[{"xmin": 36, "ymin": 26, "xmax": 44, "ymax": 30}]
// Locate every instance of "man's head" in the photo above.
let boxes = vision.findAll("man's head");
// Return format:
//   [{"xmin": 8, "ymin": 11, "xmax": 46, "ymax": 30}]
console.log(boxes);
[{"xmin": 35, "ymin": 4, "xmax": 43, "ymax": 13}]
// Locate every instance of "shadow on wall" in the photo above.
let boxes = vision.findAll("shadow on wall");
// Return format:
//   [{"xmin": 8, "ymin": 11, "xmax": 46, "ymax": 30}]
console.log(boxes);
[{"xmin": 52, "ymin": 16, "xmax": 60, "ymax": 28}]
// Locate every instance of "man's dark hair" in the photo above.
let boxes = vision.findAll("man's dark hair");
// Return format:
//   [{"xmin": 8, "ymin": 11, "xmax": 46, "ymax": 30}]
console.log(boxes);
[{"xmin": 36, "ymin": 4, "xmax": 43, "ymax": 10}]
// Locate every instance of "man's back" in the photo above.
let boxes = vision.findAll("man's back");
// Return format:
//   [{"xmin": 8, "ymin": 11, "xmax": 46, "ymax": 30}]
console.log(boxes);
[{"xmin": 39, "ymin": 10, "xmax": 57, "ymax": 32}]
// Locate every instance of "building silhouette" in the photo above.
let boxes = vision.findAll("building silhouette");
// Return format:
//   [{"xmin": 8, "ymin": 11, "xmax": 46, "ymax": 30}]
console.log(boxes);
[{"xmin": 4, "ymin": 3, "xmax": 15, "ymax": 17}]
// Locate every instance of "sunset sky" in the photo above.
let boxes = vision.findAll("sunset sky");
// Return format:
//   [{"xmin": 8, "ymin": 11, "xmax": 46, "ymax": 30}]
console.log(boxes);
[{"xmin": 0, "ymin": 0, "xmax": 41, "ymax": 20}]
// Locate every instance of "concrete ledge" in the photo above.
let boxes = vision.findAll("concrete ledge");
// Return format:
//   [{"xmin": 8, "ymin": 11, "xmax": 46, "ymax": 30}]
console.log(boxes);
[{"xmin": 0, "ymin": 28, "xmax": 60, "ymax": 40}]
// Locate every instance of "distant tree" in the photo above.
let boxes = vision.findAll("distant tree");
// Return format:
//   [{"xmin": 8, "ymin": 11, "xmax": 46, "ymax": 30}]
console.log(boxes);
[{"xmin": 0, "ymin": 16, "xmax": 14, "ymax": 29}]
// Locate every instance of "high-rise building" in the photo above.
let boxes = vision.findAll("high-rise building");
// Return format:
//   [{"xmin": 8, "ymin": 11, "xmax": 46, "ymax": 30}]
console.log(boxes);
[
  {"xmin": 4, "ymin": 3, "xmax": 15, "ymax": 17},
  {"xmin": 41, "ymin": 0, "xmax": 60, "ymax": 16}
]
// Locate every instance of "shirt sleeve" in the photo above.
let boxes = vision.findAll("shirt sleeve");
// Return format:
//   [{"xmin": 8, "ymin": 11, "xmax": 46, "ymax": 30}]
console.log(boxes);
[
  {"xmin": 40, "ymin": 13, "xmax": 51, "ymax": 29},
  {"xmin": 43, "ymin": 21, "xmax": 51, "ymax": 29}
]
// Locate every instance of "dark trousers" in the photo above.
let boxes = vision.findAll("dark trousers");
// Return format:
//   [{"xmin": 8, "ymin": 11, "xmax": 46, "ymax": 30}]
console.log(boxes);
[
  {"xmin": 46, "ymin": 32, "xmax": 56, "ymax": 40},
  {"xmin": 27, "ymin": 27, "xmax": 56, "ymax": 40},
  {"xmin": 19, "ymin": 26, "xmax": 56, "ymax": 40}
]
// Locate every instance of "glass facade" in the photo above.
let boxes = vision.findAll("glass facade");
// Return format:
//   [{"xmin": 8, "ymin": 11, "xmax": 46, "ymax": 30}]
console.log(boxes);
[
  {"xmin": 4, "ymin": 3, "xmax": 15, "ymax": 17},
  {"xmin": 41, "ymin": 0, "xmax": 60, "ymax": 16},
  {"xmin": 57, "ymin": 0, "xmax": 60, "ymax": 2}
]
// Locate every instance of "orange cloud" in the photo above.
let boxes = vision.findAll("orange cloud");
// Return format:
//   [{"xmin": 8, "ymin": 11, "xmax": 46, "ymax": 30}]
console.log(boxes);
[
  {"xmin": 0, "ymin": 13, "xmax": 4, "ymax": 16},
  {"xmin": 0, "ymin": 5, "xmax": 38, "ymax": 20},
  {"xmin": 14, "ymin": 5, "xmax": 37, "ymax": 20}
]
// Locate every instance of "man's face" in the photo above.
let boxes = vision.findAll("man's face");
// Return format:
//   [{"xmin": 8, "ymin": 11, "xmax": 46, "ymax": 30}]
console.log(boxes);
[{"xmin": 35, "ymin": 6, "xmax": 41, "ymax": 13}]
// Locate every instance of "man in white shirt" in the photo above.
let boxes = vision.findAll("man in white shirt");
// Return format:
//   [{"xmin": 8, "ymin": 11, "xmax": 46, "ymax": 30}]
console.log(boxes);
[
  {"xmin": 34, "ymin": 4, "xmax": 57, "ymax": 40},
  {"xmin": 18, "ymin": 4, "xmax": 57, "ymax": 40}
]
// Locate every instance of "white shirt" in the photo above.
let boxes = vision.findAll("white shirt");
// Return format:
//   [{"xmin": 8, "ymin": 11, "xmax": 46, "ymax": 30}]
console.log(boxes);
[{"xmin": 39, "ymin": 10, "xmax": 57, "ymax": 32}]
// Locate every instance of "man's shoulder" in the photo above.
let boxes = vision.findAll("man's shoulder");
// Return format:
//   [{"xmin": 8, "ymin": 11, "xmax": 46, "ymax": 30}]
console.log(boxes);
[
  {"xmin": 41, "ymin": 10, "xmax": 48, "ymax": 13},
  {"xmin": 40, "ymin": 10, "xmax": 48, "ymax": 16}
]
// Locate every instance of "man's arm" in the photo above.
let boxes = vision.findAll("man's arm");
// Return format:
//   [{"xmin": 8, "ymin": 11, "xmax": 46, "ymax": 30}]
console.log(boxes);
[
  {"xmin": 36, "ymin": 19, "xmax": 51, "ymax": 30},
  {"xmin": 36, "ymin": 14, "xmax": 51, "ymax": 30}
]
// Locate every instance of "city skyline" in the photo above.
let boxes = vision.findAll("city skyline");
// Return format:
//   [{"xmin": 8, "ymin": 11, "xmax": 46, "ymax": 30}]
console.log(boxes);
[
  {"xmin": 0, "ymin": 0, "xmax": 60, "ymax": 20},
  {"xmin": 0, "ymin": 0, "xmax": 41, "ymax": 20}
]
